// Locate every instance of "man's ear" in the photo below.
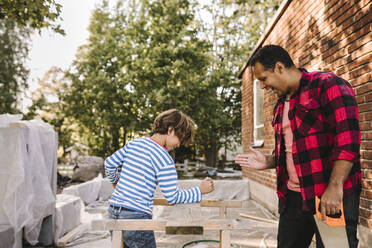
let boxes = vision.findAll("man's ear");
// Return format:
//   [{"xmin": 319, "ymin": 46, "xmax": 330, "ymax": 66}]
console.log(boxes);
[{"xmin": 275, "ymin": 62, "xmax": 285, "ymax": 74}]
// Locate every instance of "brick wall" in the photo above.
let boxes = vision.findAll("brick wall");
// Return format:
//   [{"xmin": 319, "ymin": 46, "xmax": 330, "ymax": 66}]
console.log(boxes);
[{"xmin": 241, "ymin": 0, "xmax": 372, "ymax": 229}]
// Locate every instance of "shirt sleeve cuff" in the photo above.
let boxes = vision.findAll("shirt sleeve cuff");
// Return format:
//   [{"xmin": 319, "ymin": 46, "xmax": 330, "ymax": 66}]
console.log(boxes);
[
  {"xmin": 196, "ymin": 187, "xmax": 202, "ymax": 202},
  {"xmin": 108, "ymin": 174, "xmax": 120, "ymax": 184},
  {"xmin": 331, "ymin": 149, "xmax": 359, "ymax": 162}
]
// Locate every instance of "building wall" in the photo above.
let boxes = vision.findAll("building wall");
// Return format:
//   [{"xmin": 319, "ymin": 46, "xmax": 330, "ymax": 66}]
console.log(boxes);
[{"xmin": 241, "ymin": 0, "xmax": 371, "ymax": 229}]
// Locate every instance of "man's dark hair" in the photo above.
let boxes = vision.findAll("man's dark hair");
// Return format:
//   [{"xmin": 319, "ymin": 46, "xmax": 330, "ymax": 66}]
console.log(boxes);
[{"xmin": 249, "ymin": 45, "xmax": 295, "ymax": 70}]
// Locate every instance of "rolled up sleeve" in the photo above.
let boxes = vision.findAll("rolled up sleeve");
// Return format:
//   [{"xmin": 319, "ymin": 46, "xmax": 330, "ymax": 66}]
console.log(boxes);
[{"xmin": 321, "ymin": 76, "xmax": 360, "ymax": 163}]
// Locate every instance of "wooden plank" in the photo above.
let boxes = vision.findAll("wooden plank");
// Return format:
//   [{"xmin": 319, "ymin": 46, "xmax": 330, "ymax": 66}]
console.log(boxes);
[
  {"xmin": 57, "ymin": 224, "xmax": 86, "ymax": 246},
  {"xmin": 220, "ymin": 230, "xmax": 231, "ymax": 248},
  {"xmin": 239, "ymin": 213, "xmax": 278, "ymax": 224},
  {"xmin": 219, "ymin": 207, "xmax": 227, "ymax": 218},
  {"xmin": 112, "ymin": 231, "xmax": 121, "ymax": 248},
  {"xmin": 153, "ymin": 198, "xmax": 242, "ymax": 208},
  {"xmin": 200, "ymin": 200, "xmax": 242, "ymax": 208},
  {"xmin": 202, "ymin": 220, "xmax": 233, "ymax": 230},
  {"xmin": 165, "ymin": 220, "xmax": 203, "ymax": 235},
  {"xmin": 91, "ymin": 219, "xmax": 167, "ymax": 231}
]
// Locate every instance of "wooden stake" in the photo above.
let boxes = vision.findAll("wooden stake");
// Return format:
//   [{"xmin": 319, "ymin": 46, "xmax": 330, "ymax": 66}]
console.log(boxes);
[
  {"xmin": 219, "ymin": 230, "xmax": 231, "ymax": 248},
  {"xmin": 239, "ymin": 213, "xmax": 278, "ymax": 224},
  {"xmin": 112, "ymin": 231, "xmax": 121, "ymax": 248}
]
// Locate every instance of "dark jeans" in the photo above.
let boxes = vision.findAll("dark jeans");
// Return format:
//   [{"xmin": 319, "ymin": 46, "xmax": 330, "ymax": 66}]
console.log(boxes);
[
  {"xmin": 277, "ymin": 190, "xmax": 359, "ymax": 248},
  {"xmin": 108, "ymin": 205, "xmax": 156, "ymax": 248}
]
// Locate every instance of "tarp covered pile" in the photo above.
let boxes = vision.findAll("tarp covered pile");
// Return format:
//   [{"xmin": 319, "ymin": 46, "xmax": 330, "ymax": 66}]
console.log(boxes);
[{"xmin": 0, "ymin": 114, "xmax": 58, "ymax": 248}]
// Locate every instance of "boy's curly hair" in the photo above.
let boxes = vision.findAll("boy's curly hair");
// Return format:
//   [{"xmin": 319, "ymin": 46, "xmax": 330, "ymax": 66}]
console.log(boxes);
[{"xmin": 152, "ymin": 109, "xmax": 195, "ymax": 146}]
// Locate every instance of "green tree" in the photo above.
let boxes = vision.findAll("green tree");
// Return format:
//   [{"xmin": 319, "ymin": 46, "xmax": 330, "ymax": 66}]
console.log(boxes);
[
  {"xmin": 63, "ymin": 0, "xmax": 281, "ymax": 165},
  {"xmin": 65, "ymin": 0, "xmax": 211, "ymax": 157},
  {"xmin": 189, "ymin": 0, "xmax": 281, "ymax": 167},
  {"xmin": 64, "ymin": 1, "xmax": 142, "ymax": 157},
  {"xmin": 0, "ymin": 18, "xmax": 30, "ymax": 114},
  {"xmin": 0, "ymin": 0, "xmax": 64, "ymax": 34},
  {"xmin": 26, "ymin": 67, "xmax": 76, "ymax": 161}
]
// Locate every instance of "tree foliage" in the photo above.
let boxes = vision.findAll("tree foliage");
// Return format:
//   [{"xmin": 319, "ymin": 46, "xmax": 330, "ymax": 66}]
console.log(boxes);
[
  {"xmin": 0, "ymin": 18, "xmax": 30, "ymax": 114},
  {"xmin": 25, "ymin": 67, "xmax": 75, "ymax": 160},
  {"xmin": 189, "ymin": 0, "xmax": 281, "ymax": 167},
  {"xmin": 0, "ymin": 0, "xmax": 64, "ymax": 34},
  {"xmin": 56, "ymin": 0, "xmax": 281, "ymax": 165}
]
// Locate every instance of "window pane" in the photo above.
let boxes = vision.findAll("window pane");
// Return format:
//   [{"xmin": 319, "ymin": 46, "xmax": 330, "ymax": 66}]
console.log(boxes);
[
  {"xmin": 256, "ymin": 84, "xmax": 264, "ymax": 125},
  {"xmin": 253, "ymin": 80, "xmax": 264, "ymax": 143},
  {"xmin": 257, "ymin": 126, "xmax": 264, "ymax": 141}
]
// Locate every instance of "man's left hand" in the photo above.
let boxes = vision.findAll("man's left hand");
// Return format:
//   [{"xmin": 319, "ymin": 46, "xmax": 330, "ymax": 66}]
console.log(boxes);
[{"xmin": 320, "ymin": 183, "xmax": 343, "ymax": 221}]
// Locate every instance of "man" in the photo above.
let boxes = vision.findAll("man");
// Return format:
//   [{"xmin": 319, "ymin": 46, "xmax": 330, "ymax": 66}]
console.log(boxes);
[{"xmin": 235, "ymin": 45, "xmax": 361, "ymax": 248}]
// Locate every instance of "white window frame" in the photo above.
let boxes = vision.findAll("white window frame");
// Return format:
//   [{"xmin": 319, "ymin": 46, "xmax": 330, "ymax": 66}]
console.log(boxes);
[{"xmin": 253, "ymin": 79, "xmax": 264, "ymax": 147}]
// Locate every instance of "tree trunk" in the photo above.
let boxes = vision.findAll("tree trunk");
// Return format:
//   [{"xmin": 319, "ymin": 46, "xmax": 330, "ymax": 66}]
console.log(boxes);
[
  {"xmin": 122, "ymin": 128, "xmax": 126, "ymax": 146},
  {"xmin": 112, "ymin": 128, "xmax": 120, "ymax": 151},
  {"xmin": 204, "ymin": 143, "xmax": 218, "ymax": 168}
]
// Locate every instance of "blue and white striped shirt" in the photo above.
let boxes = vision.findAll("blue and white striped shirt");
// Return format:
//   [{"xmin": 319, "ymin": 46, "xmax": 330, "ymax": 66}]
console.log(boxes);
[{"xmin": 104, "ymin": 137, "xmax": 202, "ymax": 214}]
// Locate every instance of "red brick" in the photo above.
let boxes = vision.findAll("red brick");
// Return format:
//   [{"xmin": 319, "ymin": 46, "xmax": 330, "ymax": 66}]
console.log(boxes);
[
  {"xmin": 349, "ymin": 72, "xmax": 372, "ymax": 88},
  {"xmin": 360, "ymin": 198, "xmax": 372, "ymax": 209},
  {"xmin": 356, "ymin": 83, "xmax": 372, "ymax": 95},
  {"xmin": 360, "ymin": 207, "xmax": 372, "ymax": 219},
  {"xmin": 362, "ymin": 131, "xmax": 372, "ymax": 140},
  {"xmin": 362, "ymin": 160, "xmax": 372, "ymax": 168},
  {"xmin": 362, "ymin": 141, "xmax": 372, "ymax": 150},
  {"xmin": 359, "ymin": 103, "xmax": 372, "ymax": 113},
  {"xmin": 362, "ymin": 151, "xmax": 372, "ymax": 160},
  {"xmin": 362, "ymin": 169, "xmax": 372, "ymax": 179},
  {"xmin": 359, "ymin": 112, "xmax": 372, "ymax": 122},
  {"xmin": 360, "ymin": 122, "xmax": 372, "ymax": 131},
  {"xmin": 359, "ymin": 216, "xmax": 372, "ymax": 228},
  {"xmin": 348, "ymin": 64, "xmax": 371, "ymax": 80},
  {"xmin": 356, "ymin": 95, "xmax": 365, "ymax": 104},
  {"xmin": 361, "ymin": 189, "xmax": 372, "ymax": 199},
  {"xmin": 365, "ymin": 90, "xmax": 372, "ymax": 102},
  {"xmin": 362, "ymin": 179, "xmax": 372, "ymax": 190}
]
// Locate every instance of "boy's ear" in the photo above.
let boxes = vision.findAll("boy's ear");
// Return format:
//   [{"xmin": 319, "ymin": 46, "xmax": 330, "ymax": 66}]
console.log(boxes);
[{"xmin": 167, "ymin": 126, "xmax": 174, "ymax": 135}]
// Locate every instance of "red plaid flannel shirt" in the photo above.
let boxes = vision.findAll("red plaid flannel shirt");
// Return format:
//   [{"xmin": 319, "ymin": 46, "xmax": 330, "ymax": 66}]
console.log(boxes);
[{"xmin": 272, "ymin": 68, "xmax": 362, "ymax": 213}]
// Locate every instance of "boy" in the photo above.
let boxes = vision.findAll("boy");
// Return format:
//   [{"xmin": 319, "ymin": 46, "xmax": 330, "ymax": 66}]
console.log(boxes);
[{"xmin": 104, "ymin": 109, "xmax": 214, "ymax": 248}]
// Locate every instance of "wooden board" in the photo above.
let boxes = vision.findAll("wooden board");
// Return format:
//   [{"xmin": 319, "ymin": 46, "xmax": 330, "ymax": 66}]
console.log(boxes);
[
  {"xmin": 165, "ymin": 220, "xmax": 204, "ymax": 235},
  {"xmin": 57, "ymin": 224, "xmax": 86, "ymax": 246},
  {"xmin": 153, "ymin": 198, "xmax": 243, "ymax": 208},
  {"xmin": 200, "ymin": 200, "xmax": 242, "ymax": 208},
  {"xmin": 91, "ymin": 219, "xmax": 167, "ymax": 231}
]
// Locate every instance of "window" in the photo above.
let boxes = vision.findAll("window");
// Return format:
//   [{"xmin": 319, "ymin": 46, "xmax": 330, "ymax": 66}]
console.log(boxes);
[{"xmin": 253, "ymin": 80, "xmax": 264, "ymax": 147}]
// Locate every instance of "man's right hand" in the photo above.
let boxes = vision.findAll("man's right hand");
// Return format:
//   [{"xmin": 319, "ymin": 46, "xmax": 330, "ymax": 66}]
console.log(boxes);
[{"xmin": 234, "ymin": 147, "xmax": 269, "ymax": 170}]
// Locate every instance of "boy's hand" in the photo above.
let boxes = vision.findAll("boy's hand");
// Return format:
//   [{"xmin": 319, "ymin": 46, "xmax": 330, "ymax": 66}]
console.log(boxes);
[
  {"xmin": 200, "ymin": 177, "xmax": 214, "ymax": 194},
  {"xmin": 112, "ymin": 183, "xmax": 117, "ymax": 189}
]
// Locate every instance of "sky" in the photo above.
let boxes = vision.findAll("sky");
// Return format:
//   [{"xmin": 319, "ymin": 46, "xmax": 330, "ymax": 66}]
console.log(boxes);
[{"xmin": 23, "ymin": 0, "xmax": 115, "ymax": 109}]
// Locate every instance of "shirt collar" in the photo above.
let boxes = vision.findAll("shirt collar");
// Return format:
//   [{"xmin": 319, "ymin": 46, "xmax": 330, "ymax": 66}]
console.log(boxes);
[{"xmin": 290, "ymin": 67, "xmax": 308, "ymax": 99}]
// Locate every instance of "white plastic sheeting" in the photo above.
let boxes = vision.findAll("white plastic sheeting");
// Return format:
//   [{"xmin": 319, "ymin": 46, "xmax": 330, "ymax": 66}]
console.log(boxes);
[
  {"xmin": 55, "ymin": 194, "xmax": 83, "ymax": 242},
  {"xmin": 99, "ymin": 177, "xmax": 114, "ymax": 201},
  {"xmin": 0, "ymin": 115, "xmax": 58, "ymax": 248},
  {"xmin": 154, "ymin": 179, "xmax": 250, "ymax": 201},
  {"xmin": 62, "ymin": 175, "xmax": 103, "ymax": 204},
  {"xmin": 66, "ymin": 179, "xmax": 281, "ymax": 248}
]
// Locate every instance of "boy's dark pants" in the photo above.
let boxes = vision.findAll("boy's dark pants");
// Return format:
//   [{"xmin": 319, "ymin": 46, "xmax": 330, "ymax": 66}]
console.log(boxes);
[{"xmin": 277, "ymin": 189, "xmax": 359, "ymax": 248}]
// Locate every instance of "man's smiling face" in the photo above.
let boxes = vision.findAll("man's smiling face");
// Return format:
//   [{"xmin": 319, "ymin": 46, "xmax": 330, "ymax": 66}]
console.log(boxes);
[{"xmin": 252, "ymin": 61, "xmax": 290, "ymax": 97}]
